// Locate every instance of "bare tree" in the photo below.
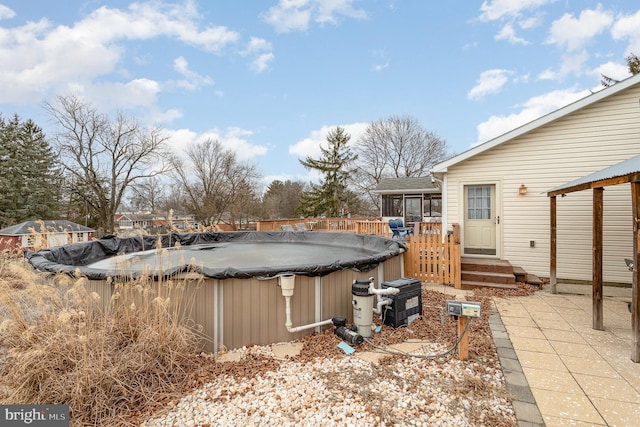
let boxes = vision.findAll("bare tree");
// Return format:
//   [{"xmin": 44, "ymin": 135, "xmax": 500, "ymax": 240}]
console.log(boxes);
[
  {"xmin": 46, "ymin": 95, "xmax": 172, "ymax": 232},
  {"xmin": 351, "ymin": 115, "xmax": 450, "ymax": 208},
  {"xmin": 172, "ymin": 139, "xmax": 261, "ymax": 228},
  {"xmin": 128, "ymin": 176, "xmax": 166, "ymax": 213},
  {"xmin": 160, "ymin": 182, "xmax": 188, "ymax": 215}
]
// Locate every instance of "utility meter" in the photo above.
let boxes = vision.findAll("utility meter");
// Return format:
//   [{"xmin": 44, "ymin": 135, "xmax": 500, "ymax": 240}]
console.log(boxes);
[{"xmin": 446, "ymin": 300, "xmax": 482, "ymax": 318}]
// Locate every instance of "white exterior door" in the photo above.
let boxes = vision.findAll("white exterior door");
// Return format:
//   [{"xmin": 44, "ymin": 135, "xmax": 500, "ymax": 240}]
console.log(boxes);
[{"xmin": 464, "ymin": 184, "xmax": 497, "ymax": 256}]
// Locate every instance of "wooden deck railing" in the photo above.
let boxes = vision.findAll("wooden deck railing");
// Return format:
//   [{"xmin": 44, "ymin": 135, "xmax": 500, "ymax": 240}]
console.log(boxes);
[
  {"xmin": 257, "ymin": 217, "xmax": 367, "ymax": 232},
  {"xmin": 255, "ymin": 218, "xmax": 461, "ymax": 288}
]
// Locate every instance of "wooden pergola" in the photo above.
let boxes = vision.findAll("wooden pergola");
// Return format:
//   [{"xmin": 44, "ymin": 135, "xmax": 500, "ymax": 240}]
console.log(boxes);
[{"xmin": 547, "ymin": 155, "xmax": 640, "ymax": 362}]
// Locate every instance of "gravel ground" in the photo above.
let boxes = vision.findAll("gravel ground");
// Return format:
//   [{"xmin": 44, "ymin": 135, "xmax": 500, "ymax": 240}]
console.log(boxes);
[{"xmin": 139, "ymin": 286, "xmax": 537, "ymax": 427}]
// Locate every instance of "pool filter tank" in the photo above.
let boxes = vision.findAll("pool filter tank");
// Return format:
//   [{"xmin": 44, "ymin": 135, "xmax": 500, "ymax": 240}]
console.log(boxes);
[
  {"xmin": 352, "ymin": 279, "xmax": 375, "ymax": 337},
  {"xmin": 351, "ymin": 277, "xmax": 400, "ymax": 337}
]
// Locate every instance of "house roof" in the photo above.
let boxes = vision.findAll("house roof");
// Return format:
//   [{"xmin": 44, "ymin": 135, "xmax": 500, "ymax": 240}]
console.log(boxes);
[
  {"xmin": 547, "ymin": 154, "xmax": 640, "ymax": 196},
  {"xmin": 0, "ymin": 220, "xmax": 95, "ymax": 236},
  {"xmin": 373, "ymin": 177, "xmax": 440, "ymax": 194},
  {"xmin": 432, "ymin": 73, "xmax": 640, "ymax": 174},
  {"xmin": 118, "ymin": 213, "xmax": 159, "ymax": 221}
]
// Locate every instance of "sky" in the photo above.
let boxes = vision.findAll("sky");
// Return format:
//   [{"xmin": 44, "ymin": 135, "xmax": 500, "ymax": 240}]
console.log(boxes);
[{"xmin": 0, "ymin": 0, "xmax": 639, "ymax": 187}]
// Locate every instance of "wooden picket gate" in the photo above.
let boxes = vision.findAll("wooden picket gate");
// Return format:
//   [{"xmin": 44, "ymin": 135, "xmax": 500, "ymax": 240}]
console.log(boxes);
[{"xmin": 403, "ymin": 226, "xmax": 461, "ymax": 288}]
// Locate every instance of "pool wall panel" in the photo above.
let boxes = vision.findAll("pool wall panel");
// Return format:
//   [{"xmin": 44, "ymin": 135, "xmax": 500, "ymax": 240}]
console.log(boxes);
[{"xmin": 76, "ymin": 256, "xmax": 405, "ymax": 353}]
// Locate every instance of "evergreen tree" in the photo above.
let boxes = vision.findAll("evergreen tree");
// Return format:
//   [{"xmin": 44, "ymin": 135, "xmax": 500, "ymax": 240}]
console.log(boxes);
[
  {"xmin": 262, "ymin": 179, "xmax": 305, "ymax": 219},
  {"xmin": 0, "ymin": 114, "xmax": 61, "ymax": 227},
  {"xmin": 297, "ymin": 127, "xmax": 357, "ymax": 217}
]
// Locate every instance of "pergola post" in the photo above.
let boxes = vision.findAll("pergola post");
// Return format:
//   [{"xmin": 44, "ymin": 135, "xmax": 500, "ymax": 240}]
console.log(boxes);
[
  {"xmin": 631, "ymin": 182, "xmax": 640, "ymax": 362},
  {"xmin": 550, "ymin": 196, "xmax": 557, "ymax": 294},
  {"xmin": 593, "ymin": 187, "xmax": 604, "ymax": 331}
]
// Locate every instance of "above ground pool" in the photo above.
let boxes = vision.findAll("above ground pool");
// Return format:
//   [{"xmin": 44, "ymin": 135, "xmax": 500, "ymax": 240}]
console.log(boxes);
[
  {"xmin": 25, "ymin": 231, "xmax": 408, "ymax": 352},
  {"xmin": 25, "ymin": 231, "xmax": 406, "ymax": 279}
]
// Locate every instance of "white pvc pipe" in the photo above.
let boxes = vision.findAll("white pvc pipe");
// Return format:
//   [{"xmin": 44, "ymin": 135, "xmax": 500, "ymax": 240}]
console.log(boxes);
[
  {"xmin": 368, "ymin": 283, "xmax": 399, "ymax": 296},
  {"xmin": 372, "ymin": 297, "xmax": 392, "ymax": 315},
  {"xmin": 280, "ymin": 275, "xmax": 333, "ymax": 333}
]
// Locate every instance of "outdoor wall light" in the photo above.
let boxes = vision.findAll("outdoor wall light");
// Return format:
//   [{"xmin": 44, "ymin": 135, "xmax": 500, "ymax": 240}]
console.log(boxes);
[{"xmin": 519, "ymin": 184, "xmax": 527, "ymax": 195}]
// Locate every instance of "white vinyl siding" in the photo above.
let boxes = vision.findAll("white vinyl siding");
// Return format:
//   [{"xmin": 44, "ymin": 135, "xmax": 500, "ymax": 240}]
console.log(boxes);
[{"xmin": 445, "ymin": 84, "xmax": 640, "ymax": 284}]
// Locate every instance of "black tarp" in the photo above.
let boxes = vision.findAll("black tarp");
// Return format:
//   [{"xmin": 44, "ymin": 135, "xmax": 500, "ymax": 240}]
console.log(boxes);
[{"xmin": 25, "ymin": 231, "xmax": 407, "ymax": 280}]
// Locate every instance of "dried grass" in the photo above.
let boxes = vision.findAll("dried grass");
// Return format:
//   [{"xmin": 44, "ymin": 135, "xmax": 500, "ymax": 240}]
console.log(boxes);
[{"xmin": 0, "ymin": 253, "xmax": 203, "ymax": 427}]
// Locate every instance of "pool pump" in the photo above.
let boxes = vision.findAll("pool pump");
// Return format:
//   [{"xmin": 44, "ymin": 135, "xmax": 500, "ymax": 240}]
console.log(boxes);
[
  {"xmin": 331, "ymin": 317, "xmax": 363, "ymax": 345},
  {"xmin": 351, "ymin": 277, "xmax": 399, "ymax": 337}
]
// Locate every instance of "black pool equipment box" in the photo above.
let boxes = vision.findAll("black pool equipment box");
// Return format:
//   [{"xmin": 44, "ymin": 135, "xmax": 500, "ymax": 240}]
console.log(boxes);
[{"xmin": 381, "ymin": 278, "xmax": 422, "ymax": 327}]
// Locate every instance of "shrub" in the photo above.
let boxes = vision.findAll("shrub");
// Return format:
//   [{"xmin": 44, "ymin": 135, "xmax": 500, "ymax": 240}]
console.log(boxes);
[{"xmin": 0, "ymin": 254, "xmax": 203, "ymax": 426}]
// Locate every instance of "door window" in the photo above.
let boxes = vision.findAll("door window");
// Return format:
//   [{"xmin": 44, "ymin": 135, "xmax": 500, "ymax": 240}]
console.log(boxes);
[{"xmin": 467, "ymin": 185, "xmax": 491, "ymax": 220}]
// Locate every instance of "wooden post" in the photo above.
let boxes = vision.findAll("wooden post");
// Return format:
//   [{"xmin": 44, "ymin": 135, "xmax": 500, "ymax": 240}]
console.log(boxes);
[
  {"xmin": 631, "ymin": 182, "xmax": 640, "ymax": 362},
  {"xmin": 456, "ymin": 294, "xmax": 469, "ymax": 360},
  {"xmin": 452, "ymin": 223, "xmax": 460, "ymax": 245},
  {"xmin": 593, "ymin": 187, "xmax": 604, "ymax": 331},
  {"xmin": 550, "ymin": 196, "xmax": 557, "ymax": 294}
]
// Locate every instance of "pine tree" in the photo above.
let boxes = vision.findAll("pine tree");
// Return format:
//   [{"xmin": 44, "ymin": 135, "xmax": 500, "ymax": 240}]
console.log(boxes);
[
  {"xmin": 297, "ymin": 127, "xmax": 357, "ymax": 217},
  {"xmin": 0, "ymin": 114, "xmax": 62, "ymax": 227}
]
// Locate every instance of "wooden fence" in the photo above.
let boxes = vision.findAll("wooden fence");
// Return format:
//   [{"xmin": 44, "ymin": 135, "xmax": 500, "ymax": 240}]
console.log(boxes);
[
  {"xmin": 255, "ymin": 218, "xmax": 461, "ymax": 288},
  {"xmin": 402, "ymin": 229, "xmax": 461, "ymax": 288},
  {"xmin": 257, "ymin": 217, "xmax": 364, "ymax": 232}
]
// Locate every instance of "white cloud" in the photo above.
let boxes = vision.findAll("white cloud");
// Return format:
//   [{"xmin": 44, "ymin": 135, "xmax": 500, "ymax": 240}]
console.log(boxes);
[
  {"xmin": 557, "ymin": 51, "xmax": 589, "ymax": 76},
  {"xmin": 595, "ymin": 61, "xmax": 632, "ymax": 83},
  {"xmin": 79, "ymin": 2, "xmax": 239, "ymax": 52},
  {"xmin": 518, "ymin": 15, "xmax": 542, "ymax": 30},
  {"xmin": 0, "ymin": 4, "xmax": 15, "ymax": 20},
  {"xmin": 494, "ymin": 23, "xmax": 528, "ymax": 44},
  {"xmin": 467, "ymin": 69, "xmax": 512, "ymax": 100},
  {"xmin": 289, "ymin": 122, "xmax": 368, "ymax": 161},
  {"xmin": 263, "ymin": 0, "xmax": 367, "ymax": 33},
  {"xmin": 372, "ymin": 62, "xmax": 388, "ymax": 72},
  {"xmin": 245, "ymin": 37, "xmax": 272, "ymax": 54},
  {"xmin": 478, "ymin": 0, "xmax": 558, "ymax": 22},
  {"xmin": 0, "ymin": 1, "xmax": 238, "ymax": 104},
  {"xmin": 546, "ymin": 6, "xmax": 613, "ymax": 52},
  {"xmin": 611, "ymin": 10, "xmax": 640, "ymax": 55},
  {"xmin": 475, "ymin": 88, "xmax": 590, "ymax": 143},
  {"xmin": 242, "ymin": 37, "xmax": 274, "ymax": 73},
  {"xmin": 316, "ymin": 0, "xmax": 368, "ymax": 25},
  {"xmin": 537, "ymin": 68, "xmax": 558, "ymax": 80},
  {"xmin": 168, "ymin": 126, "xmax": 268, "ymax": 162},
  {"xmin": 252, "ymin": 53, "xmax": 275, "ymax": 73},
  {"xmin": 173, "ymin": 56, "xmax": 214, "ymax": 91}
]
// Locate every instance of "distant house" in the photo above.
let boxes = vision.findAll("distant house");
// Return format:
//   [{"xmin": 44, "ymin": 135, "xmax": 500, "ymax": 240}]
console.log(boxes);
[
  {"xmin": 372, "ymin": 177, "xmax": 442, "ymax": 228},
  {"xmin": 115, "ymin": 213, "xmax": 200, "ymax": 232},
  {"xmin": 431, "ymin": 72, "xmax": 640, "ymax": 285},
  {"xmin": 116, "ymin": 213, "xmax": 156, "ymax": 230},
  {"xmin": 0, "ymin": 220, "xmax": 94, "ymax": 252}
]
